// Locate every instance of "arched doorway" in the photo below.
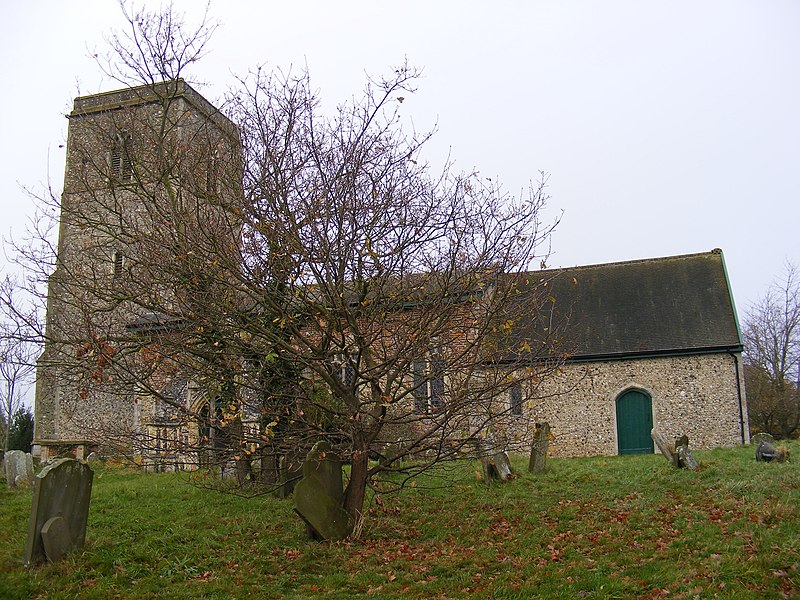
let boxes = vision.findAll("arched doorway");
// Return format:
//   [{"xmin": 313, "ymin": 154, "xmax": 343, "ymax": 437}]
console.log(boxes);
[{"xmin": 616, "ymin": 389, "xmax": 654, "ymax": 455}]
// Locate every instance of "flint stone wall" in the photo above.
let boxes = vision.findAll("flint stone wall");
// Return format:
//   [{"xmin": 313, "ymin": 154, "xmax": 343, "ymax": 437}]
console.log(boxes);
[
  {"xmin": 34, "ymin": 80, "xmax": 239, "ymax": 459},
  {"xmin": 501, "ymin": 352, "xmax": 748, "ymax": 458}
]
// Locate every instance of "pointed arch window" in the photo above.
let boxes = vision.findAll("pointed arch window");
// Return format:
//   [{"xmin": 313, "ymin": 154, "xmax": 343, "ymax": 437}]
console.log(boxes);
[
  {"xmin": 413, "ymin": 355, "xmax": 445, "ymax": 414},
  {"xmin": 332, "ymin": 353, "xmax": 357, "ymax": 388},
  {"xmin": 510, "ymin": 383, "xmax": 523, "ymax": 416}
]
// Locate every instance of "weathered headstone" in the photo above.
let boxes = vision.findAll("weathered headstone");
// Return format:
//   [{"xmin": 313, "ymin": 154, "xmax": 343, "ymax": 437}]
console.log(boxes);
[
  {"xmin": 674, "ymin": 436, "xmax": 699, "ymax": 471},
  {"xmin": 24, "ymin": 458, "xmax": 94, "ymax": 566},
  {"xmin": 486, "ymin": 451, "xmax": 513, "ymax": 481},
  {"xmin": 755, "ymin": 439, "xmax": 789, "ymax": 463},
  {"xmin": 651, "ymin": 429, "xmax": 698, "ymax": 470},
  {"xmin": 480, "ymin": 438, "xmax": 514, "ymax": 482},
  {"xmin": 528, "ymin": 422, "xmax": 551, "ymax": 473},
  {"xmin": 275, "ymin": 454, "xmax": 303, "ymax": 499},
  {"xmin": 4, "ymin": 450, "xmax": 34, "ymax": 489},
  {"xmin": 651, "ymin": 429, "xmax": 678, "ymax": 466},
  {"xmin": 751, "ymin": 432, "xmax": 775, "ymax": 447},
  {"xmin": 293, "ymin": 442, "xmax": 353, "ymax": 541}
]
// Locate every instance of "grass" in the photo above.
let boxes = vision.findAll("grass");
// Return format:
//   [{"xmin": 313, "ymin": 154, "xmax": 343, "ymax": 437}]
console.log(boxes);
[{"xmin": 1, "ymin": 442, "xmax": 799, "ymax": 599}]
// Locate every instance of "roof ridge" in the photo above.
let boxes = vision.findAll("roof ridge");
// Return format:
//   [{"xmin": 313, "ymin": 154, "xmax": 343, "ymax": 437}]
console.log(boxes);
[{"xmin": 528, "ymin": 248, "xmax": 723, "ymax": 276}]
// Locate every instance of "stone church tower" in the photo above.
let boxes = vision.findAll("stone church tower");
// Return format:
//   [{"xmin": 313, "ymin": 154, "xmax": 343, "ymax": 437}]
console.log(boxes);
[{"xmin": 34, "ymin": 80, "xmax": 240, "ymax": 462}]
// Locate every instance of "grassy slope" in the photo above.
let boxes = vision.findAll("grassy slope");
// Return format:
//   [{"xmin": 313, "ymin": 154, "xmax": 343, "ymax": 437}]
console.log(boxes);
[{"xmin": 0, "ymin": 442, "xmax": 798, "ymax": 599}]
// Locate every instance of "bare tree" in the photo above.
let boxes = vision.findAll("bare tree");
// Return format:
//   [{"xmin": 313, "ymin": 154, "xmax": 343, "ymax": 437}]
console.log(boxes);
[
  {"xmin": 18, "ymin": 2, "xmax": 563, "ymax": 536},
  {"xmin": 743, "ymin": 262, "xmax": 800, "ymax": 438},
  {"xmin": 0, "ymin": 276, "xmax": 38, "ymax": 452},
  {"xmin": 223, "ymin": 65, "xmax": 562, "ymax": 520}
]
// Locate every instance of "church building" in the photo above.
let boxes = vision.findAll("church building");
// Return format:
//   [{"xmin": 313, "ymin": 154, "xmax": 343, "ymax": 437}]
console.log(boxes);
[{"xmin": 33, "ymin": 81, "xmax": 748, "ymax": 464}]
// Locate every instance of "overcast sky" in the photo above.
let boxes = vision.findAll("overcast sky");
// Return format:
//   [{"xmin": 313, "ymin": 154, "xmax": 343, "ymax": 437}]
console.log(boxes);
[{"xmin": 2, "ymin": 0, "xmax": 798, "ymax": 320}]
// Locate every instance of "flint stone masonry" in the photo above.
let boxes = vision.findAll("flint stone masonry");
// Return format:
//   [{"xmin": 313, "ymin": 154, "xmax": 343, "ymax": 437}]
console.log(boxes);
[
  {"xmin": 34, "ymin": 79, "xmax": 239, "ymax": 463},
  {"xmin": 4, "ymin": 450, "xmax": 34, "ymax": 489},
  {"xmin": 24, "ymin": 458, "xmax": 93, "ymax": 566},
  {"xmin": 499, "ymin": 352, "xmax": 747, "ymax": 458}
]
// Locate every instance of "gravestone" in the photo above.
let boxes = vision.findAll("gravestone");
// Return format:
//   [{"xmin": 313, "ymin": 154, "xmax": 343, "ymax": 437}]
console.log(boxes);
[
  {"xmin": 528, "ymin": 422, "xmax": 551, "ymax": 473},
  {"xmin": 293, "ymin": 442, "xmax": 353, "ymax": 541},
  {"xmin": 755, "ymin": 438, "xmax": 789, "ymax": 463},
  {"xmin": 483, "ymin": 451, "xmax": 513, "ymax": 481},
  {"xmin": 275, "ymin": 454, "xmax": 303, "ymax": 499},
  {"xmin": 4, "ymin": 450, "xmax": 34, "ymax": 489},
  {"xmin": 651, "ymin": 429, "xmax": 698, "ymax": 470},
  {"xmin": 751, "ymin": 432, "xmax": 775, "ymax": 447},
  {"xmin": 674, "ymin": 436, "xmax": 698, "ymax": 471},
  {"xmin": 480, "ymin": 438, "xmax": 513, "ymax": 482},
  {"xmin": 24, "ymin": 458, "xmax": 94, "ymax": 566},
  {"xmin": 651, "ymin": 429, "xmax": 677, "ymax": 466}
]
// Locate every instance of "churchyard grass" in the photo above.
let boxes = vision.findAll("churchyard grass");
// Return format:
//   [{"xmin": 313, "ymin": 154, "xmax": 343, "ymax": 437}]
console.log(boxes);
[{"xmin": 1, "ymin": 441, "xmax": 799, "ymax": 598}]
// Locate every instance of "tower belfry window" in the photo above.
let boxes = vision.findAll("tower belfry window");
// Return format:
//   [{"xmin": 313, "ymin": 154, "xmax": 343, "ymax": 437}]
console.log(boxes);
[
  {"xmin": 113, "ymin": 250, "xmax": 124, "ymax": 279},
  {"xmin": 110, "ymin": 131, "xmax": 133, "ymax": 181}
]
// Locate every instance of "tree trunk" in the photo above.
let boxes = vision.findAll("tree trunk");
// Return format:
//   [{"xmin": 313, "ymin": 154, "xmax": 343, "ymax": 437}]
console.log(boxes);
[{"xmin": 343, "ymin": 450, "xmax": 369, "ymax": 522}]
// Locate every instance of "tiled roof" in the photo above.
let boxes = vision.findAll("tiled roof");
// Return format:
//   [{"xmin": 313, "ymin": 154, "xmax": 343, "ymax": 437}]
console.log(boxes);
[{"xmin": 508, "ymin": 249, "xmax": 742, "ymax": 361}]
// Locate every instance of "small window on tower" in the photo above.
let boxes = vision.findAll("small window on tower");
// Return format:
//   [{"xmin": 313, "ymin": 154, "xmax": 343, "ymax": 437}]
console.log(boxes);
[
  {"xmin": 110, "ymin": 131, "xmax": 133, "ymax": 181},
  {"xmin": 113, "ymin": 250, "xmax": 124, "ymax": 279}
]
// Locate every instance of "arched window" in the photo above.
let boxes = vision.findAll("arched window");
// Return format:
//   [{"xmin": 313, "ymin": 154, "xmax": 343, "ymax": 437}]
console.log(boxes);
[
  {"xmin": 509, "ymin": 383, "xmax": 523, "ymax": 416},
  {"xmin": 413, "ymin": 355, "xmax": 445, "ymax": 414}
]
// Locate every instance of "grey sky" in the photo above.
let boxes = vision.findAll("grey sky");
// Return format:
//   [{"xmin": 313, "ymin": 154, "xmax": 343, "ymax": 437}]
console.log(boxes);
[{"xmin": 2, "ymin": 0, "xmax": 798, "ymax": 320}]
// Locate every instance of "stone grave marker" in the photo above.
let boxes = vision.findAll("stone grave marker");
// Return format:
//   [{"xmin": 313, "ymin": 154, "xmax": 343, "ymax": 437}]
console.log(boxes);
[
  {"xmin": 480, "ymin": 439, "xmax": 513, "ymax": 482},
  {"xmin": 4, "ymin": 450, "xmax": 34, "ymax": 489},
  {"xmin": 24, "ymin": 458, "xmax": 94, "ymax": 566},
  {"xmin": 528, "ymin": 422, "xmax": 551, "ymax": 473},
  {"xmin": 751, "ymin": 432, "xmax": 775, "ymax": 447},
  {"xmin": 651, "ymin": 429, "xmax": 678, "ymax": 466},
  {"xmin": 275, "ymin": 454, "xmax": 303, "ymax": 499},
  {"xmin": 293, "ymin": 441, "xmax": 353, "ymax": 541},
  {"xmin": 755, "ymin": 436, "xmax": 789, "ymax": 463},
  {"xmin": 651, "ymin": 429, "xmax": 698, "ymax": 470},
  {"xmin": 674, "ymin": 435, "xmax": 698, "ymax": 471}
]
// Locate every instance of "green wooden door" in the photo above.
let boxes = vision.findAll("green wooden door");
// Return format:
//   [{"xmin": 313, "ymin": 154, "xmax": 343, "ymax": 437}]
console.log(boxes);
[{"xmin": 616, "ymin": 390, "xmax": 654, "ymax": 455}]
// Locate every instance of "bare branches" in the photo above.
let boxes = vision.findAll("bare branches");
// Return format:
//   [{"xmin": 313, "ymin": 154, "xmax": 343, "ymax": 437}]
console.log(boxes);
[
  {"xmin": 0, "ymin": 276, "xmax": 38, "ymax": 452},
  {"xmin": 744, "ymin": 262, "xmax": 800, "ymax": 385},
  {"xmin": 95, "ymin": 1, "xmax": 218, "ymax": 88},
  {"xmin": 21, "ymin": 1, "xmax": 562, "ymax": 526},
  {"xmin": 744, "ymin": 261, "xmax": 800, "ymax": 438}
]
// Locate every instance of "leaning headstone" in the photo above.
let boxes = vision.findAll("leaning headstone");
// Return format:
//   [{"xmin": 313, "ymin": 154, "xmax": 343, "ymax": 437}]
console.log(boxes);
[
  {"xmin": 293, "ymin": 442, "xmax": 353, "ymax": 541},
  {"xmin": 651, "ymin": 429, "xmax": 698, "ymax": 470},
  {"xmin": 651, "ymin": 429, "xmax": 678, "ymax": 466},
  {"xmin": 481, "ymin": 441, "xmax": 514, "ymax": 482},
  {"xmin": 756, "ymin": 439, "xmax": 789, "ymax": 463},
  {"xmin": 4, "ymin": 450, "xmax": 34, "ymax": 490},
  {"xmin": 674, "ymin": 436, "xmax": 699, "ymax": 471},
  {"xmin": 24, "ymin": 458, "xmax": 94, "ymax": 566},
  {"xmin": 528, "ymin": 422, "xmax": 551, "ymax": 473}
]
